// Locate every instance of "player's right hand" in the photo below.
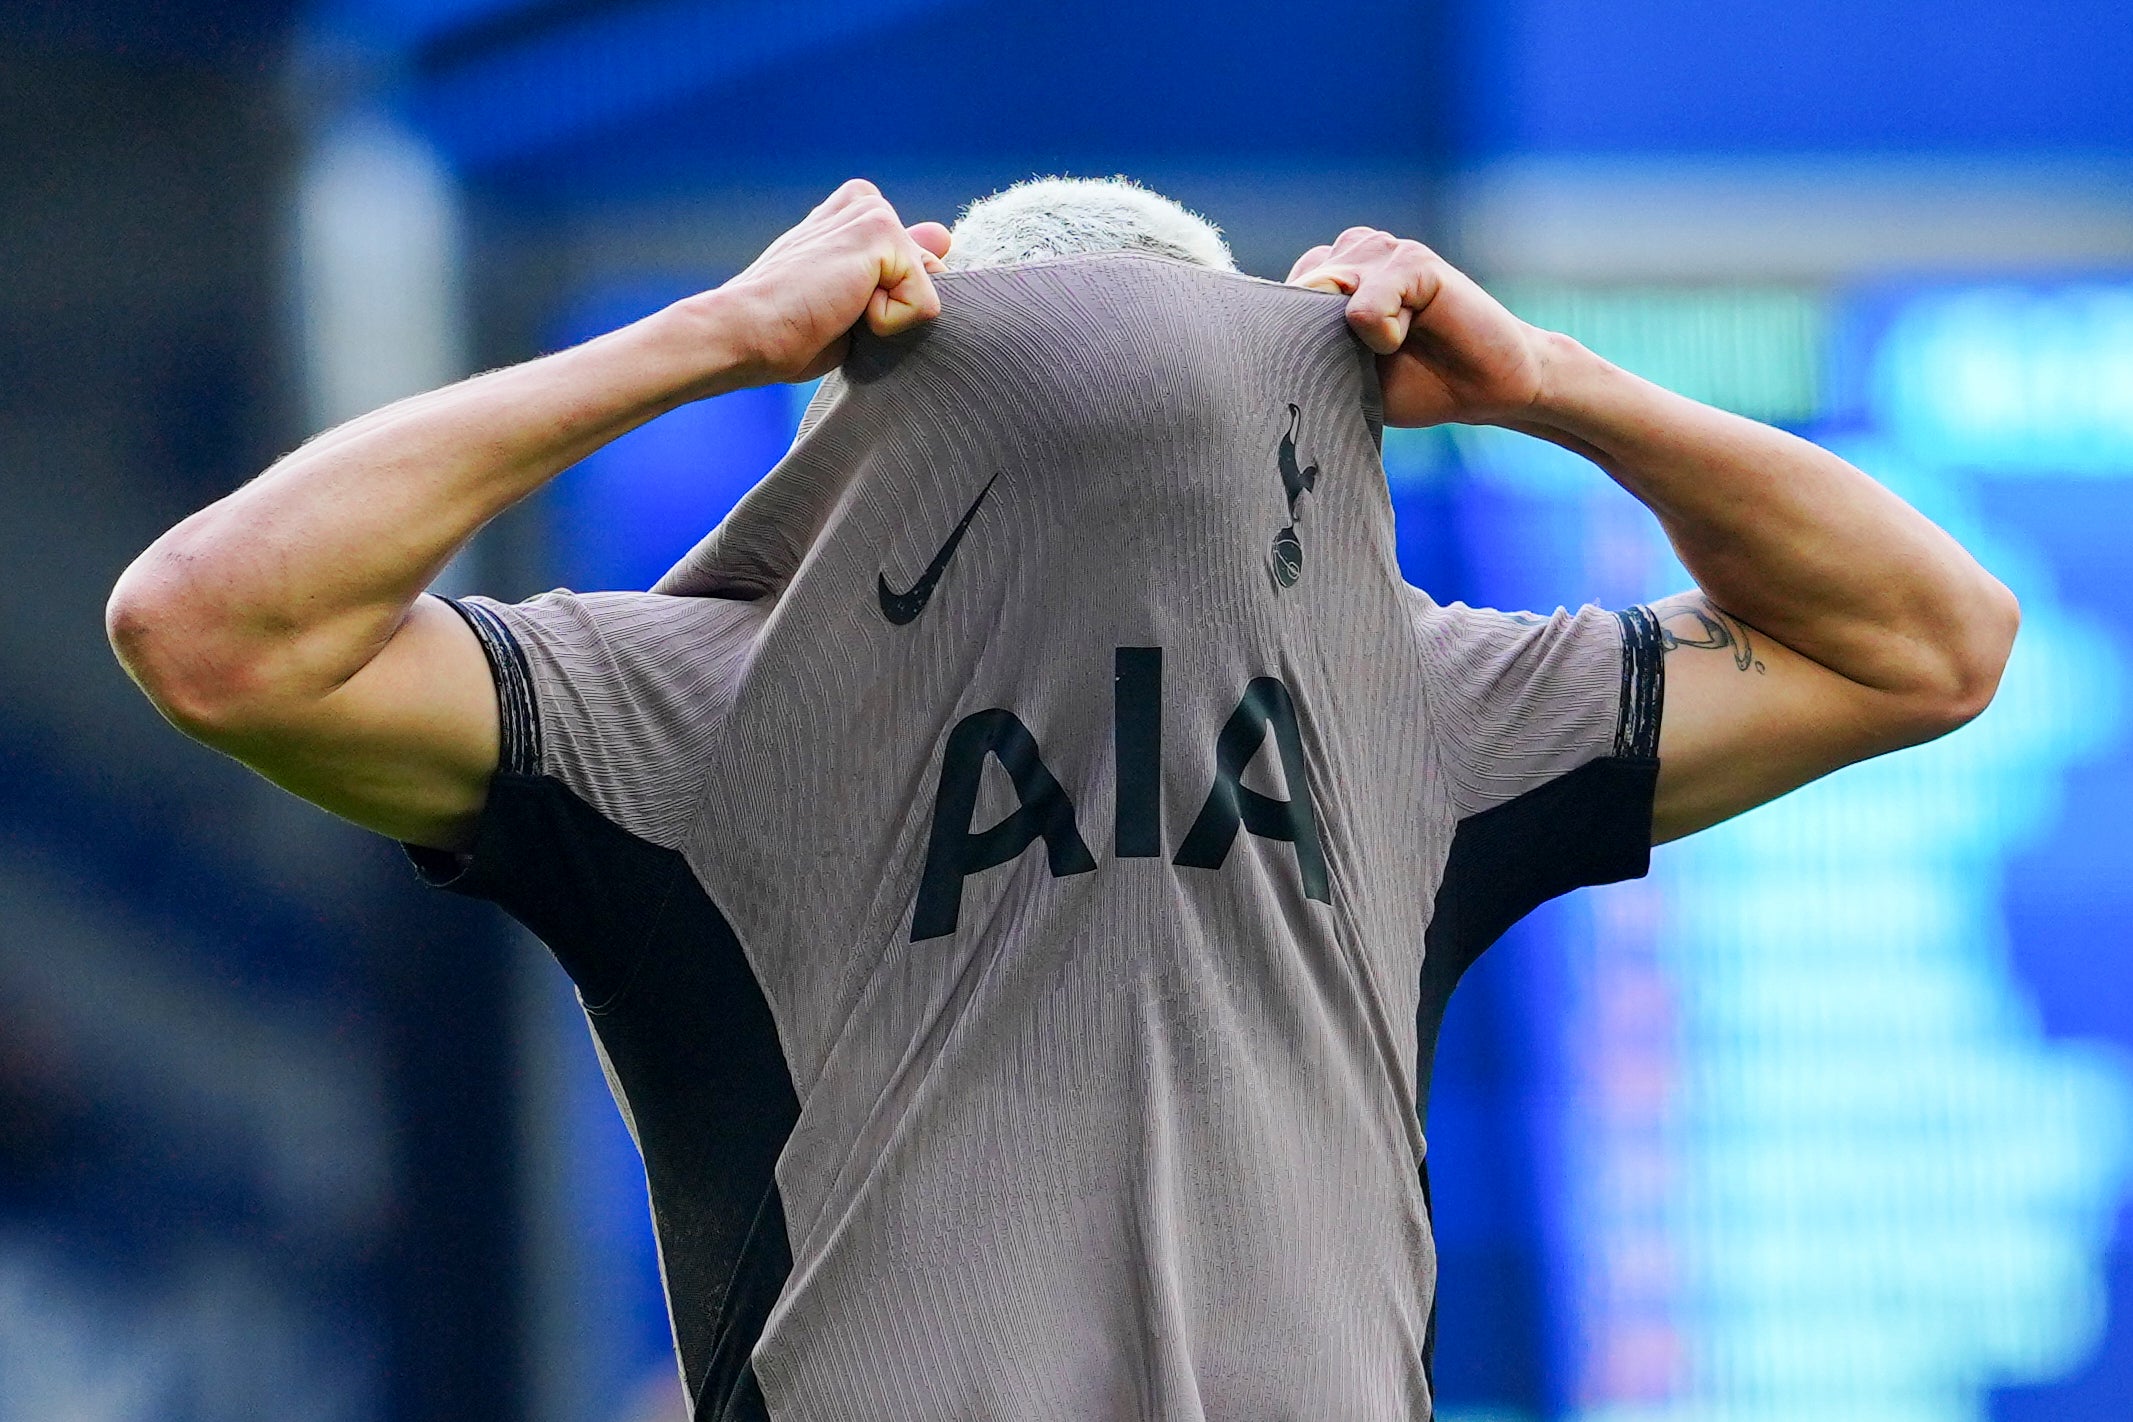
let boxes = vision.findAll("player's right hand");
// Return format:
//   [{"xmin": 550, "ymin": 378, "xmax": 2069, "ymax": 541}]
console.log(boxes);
[
  {"xmin": 717, "ymin": 180, "xmax": 953, "ymax": 385},
  {"xmin": 1287, "ymin": 228, "xmax": 1549, "ymax": 430}
]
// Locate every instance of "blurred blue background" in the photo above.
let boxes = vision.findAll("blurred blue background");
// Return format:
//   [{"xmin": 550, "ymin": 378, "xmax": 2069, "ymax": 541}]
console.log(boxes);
[{"xmin": 2, "ymin": 2, "xmax": 2130, "ymax": 1420}]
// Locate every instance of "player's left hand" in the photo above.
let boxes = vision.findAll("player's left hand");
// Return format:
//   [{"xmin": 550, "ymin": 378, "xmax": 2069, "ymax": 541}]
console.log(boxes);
[{"xmin": 1287, "ymin": 230, "xmax": 1550, "ymax": 429}]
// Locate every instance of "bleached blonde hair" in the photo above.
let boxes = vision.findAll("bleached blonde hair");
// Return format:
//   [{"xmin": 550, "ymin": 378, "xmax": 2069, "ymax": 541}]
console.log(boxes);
[{"xmin": 944, "ymin": 176, "xmax": 1236, "ymax": 272}]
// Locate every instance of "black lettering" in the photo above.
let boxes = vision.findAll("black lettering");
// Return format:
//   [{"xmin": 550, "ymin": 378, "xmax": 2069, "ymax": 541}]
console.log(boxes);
[
  {"xmin": 1113, "ymin": 647, "xmax": 1163, "ymax": 857},
  {"xmin": 1173, "ymin": 677, "xmax": 1330, "ymax": 903},
  {"xmin": 913, "ymin": 709, "xmax": 1096, "ymax": 941}
]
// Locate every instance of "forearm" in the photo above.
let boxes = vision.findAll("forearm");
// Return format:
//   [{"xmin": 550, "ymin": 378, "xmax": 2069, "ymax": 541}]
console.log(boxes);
[
  {"xmin": 1512, "ymin": 334, "xmax": 2018, "ymax": 716},
  {"xmin": 110, "ymin": 289, "xmax": 756, "ymax": 728}
]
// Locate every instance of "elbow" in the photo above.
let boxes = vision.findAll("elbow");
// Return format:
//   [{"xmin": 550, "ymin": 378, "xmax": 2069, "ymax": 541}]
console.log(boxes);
[
  {"xmin": 107, "ymin": 547, "xmax": 273, "ymax": 744},
  {"xmin": 1907, "ymin": 576, "xmax": 2021, "ymax": 740},
  {"xmin": 1948, "ymin": 575, "xmax": 2021, "ymax": 726}
]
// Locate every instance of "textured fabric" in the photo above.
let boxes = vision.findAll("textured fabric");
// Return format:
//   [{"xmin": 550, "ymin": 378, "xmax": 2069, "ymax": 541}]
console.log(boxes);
[{"xmin": 429, "ymin": 254, "xmax": 1661, "ymax": 1422}]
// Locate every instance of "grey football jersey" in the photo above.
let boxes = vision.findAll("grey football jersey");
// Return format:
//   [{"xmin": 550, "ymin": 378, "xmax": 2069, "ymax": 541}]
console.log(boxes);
[{"xmin": 412, "ymin": 254, "xmax": 1664, "ymax": 1422}]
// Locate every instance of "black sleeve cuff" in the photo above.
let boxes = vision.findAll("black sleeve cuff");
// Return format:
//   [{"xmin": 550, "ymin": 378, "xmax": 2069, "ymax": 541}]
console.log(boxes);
[
  {"xmin": 399, "ymin": 596, "xmax": 544, "ymax": 893},
  {"xmin": 438, "ymin": 595, "xmax": 542, "ymax": 777},
  {"xmin": 1614, "ymin": 604, "xmax": 1666, "ymax": 761}
]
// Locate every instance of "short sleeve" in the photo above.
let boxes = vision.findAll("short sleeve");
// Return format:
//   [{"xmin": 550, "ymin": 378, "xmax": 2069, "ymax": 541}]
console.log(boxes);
[
  {"xmin": 1410, "ymin": 596, "xmax": 1663, "ymax": 820},
  {"xmin": 403, "ymin": 589, "xmax": 764, "ymax": 1004},
  {"xmin": 446, "ymin": 589, "xmax": 764, "ymax": 849}
]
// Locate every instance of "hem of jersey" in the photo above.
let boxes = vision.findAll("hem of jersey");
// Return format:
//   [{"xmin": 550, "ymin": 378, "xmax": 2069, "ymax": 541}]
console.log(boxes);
[
  {"xmin": 1613, "ymin": 605, "xmax": 1665, "ymax": 760},
  {"xmin": 436, "ymin": 594, "xmax": 541, "ymax": 777}
]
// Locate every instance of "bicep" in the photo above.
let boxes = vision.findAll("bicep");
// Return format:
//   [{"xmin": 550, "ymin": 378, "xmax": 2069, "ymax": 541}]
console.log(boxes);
[
  {"xmin": 1650, "ymin": 591, "xmax": 1921, "ymax": 843},
  {"xmin": 219, "ymin": 596, "xmax": 499, "ymax": 850}
]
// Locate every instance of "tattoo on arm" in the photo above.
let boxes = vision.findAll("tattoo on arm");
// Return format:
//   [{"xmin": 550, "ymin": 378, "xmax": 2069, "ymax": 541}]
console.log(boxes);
[{"xmin": 1657, "ymin": 599, "xmax": 1765, "ymax": 674}]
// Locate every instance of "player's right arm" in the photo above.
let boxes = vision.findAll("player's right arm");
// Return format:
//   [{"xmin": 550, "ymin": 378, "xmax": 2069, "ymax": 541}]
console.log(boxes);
[{"xmin": 107, "ymin": 181, "xmax": 949, "ymax": 851}]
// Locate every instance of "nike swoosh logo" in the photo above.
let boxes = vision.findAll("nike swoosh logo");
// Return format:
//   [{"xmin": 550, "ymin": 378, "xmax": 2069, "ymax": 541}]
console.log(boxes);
[{"xmin": 877, "ymin": 471, "xmax": 1001, "ymax": 625}]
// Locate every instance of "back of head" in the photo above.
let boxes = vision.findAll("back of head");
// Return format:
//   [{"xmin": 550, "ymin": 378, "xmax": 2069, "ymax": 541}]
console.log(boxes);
[{"xmin": 944, "ymin": 176, "xmax": 1237, "ymax": 272}]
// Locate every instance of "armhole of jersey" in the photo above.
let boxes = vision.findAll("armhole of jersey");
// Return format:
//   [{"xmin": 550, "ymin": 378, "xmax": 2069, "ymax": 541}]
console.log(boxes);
[
  {"xmin": 1614, "ymin": 603, "xmax": 1665, "ymax": 761},
  {"xmin": 439, "ymin": 595, "xmax": 542, "ymax": 778}
]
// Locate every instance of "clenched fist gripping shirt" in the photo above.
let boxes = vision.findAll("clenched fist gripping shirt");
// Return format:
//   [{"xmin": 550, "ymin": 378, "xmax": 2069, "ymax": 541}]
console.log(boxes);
[{"xmin": 410, "ymin": 255, "xmax": 1665, "ymax": 1422}]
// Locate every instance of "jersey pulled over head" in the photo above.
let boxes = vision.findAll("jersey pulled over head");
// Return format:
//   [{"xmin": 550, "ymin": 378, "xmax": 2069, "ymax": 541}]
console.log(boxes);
[
  {"xmin": 425, "ymin": 211, "xmax": 1662, "ymax": 1421},
  {"xmin": 657, "ymin": 174, "xmax": 1272, "ymax": 605},
  {"xmin": 657, "ymin": 254, "xmax": 1380, "ymax": 612}
]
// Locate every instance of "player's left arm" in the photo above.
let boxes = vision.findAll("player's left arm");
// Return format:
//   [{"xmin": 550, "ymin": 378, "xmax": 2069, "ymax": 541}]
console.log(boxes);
[{"xmin": 1289, "ymin": 230, "xmax": 2019, "ymax": 843}]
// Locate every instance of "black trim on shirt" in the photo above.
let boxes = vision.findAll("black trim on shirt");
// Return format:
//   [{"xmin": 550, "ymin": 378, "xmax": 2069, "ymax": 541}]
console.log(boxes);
[
  {"xmin": 439, "ymin": 595, "xmax": 541, "ymax": 777},
  {"xmin": 1613, "ymin": 604, "xmax": 1665, "ymax": 761},
  {"xmin": 695, "ymin": 1187, "xmax": 792, "ymax": 1422},
  {"xmin": 410, "ymin": 774, "xmax": 794, "ymax": 1421}
]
